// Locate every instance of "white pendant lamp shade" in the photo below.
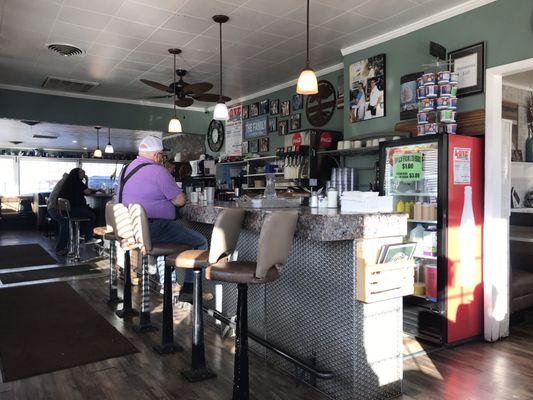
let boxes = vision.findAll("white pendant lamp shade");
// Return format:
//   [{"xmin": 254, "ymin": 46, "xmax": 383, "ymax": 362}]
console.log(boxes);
[
  {"xmin": 104, "ymin": 127, "xmax": 114, "ymax": 153},
  {"xmin": 213, "ymin": 102, "xmax": 229, "ymax": 121},
  {"xmin": 297, "ymin": 68, "xmax": 318, "ymax": 95},
  {"xmin": 168, "ymin": 117, "xmax": 183, "ymax": 133},
  {"xmin": 93, "ymin": 148, "xmax": 102, "ymax": 158}
]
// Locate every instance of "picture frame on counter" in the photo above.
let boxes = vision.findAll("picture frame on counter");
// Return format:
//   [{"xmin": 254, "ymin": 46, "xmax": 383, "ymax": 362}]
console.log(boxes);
[
  {"xmin": 259, "ymin": 137, "xmax": 269, "ymax": 153},
  {"xmin": 349, "ymin": 53, "xmax": 386, "ymax": 123},
  {"xmin": 280, "ymin": 100, "xmax": 290, "ymax": 116},
  {"xmin": 250, "ymin": 102, "xmax": 259, "ymax": 117},
  {"xmin": 242, "ymin": 141, "xmax": 249, "ymax": 154},
  {"xmin": 449, "ymin": 41, "xmax": 485, "ymax": 97},
  {"xmin": 292, "ymin": 93, "xmax": 303, "ymax": 111},
  {"xmin": 278, "ymin": 119, "xmax": 288, "ymax": 135},
  {"xmin": 242, "ymin": 105, "xmax": 249, "ymax": 120},
  {"xmin": 290, "ymin": 113, "xmax": 301, "ymax": 131},
  {"xmin": 268, "ymin": 116, "xmax": 277, "ymax": 133},
  {"xmin": 400, "ymin": 72, "xmax": 423, "ymax": 121},
  {"xmin": 269, "ymin": 99, "xmax": 279, "ymax": 115},
  {"xmin": 249, "ymin": 139, "xmax": 259, "ymax": 153},
  {"xmin": 259, "ymin": 99, "xmax": 269, "ymax": 115}
]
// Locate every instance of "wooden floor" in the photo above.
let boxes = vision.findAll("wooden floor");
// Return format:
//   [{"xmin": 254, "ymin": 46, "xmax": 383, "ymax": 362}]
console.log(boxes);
[{"xmin": 1, "ymin": 230, "xmax": 533, "ymax": 400}]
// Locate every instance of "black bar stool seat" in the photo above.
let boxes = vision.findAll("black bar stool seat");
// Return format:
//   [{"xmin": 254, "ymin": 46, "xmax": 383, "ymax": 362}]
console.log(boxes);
[{"xmin": 206, "ymin": 261, "xmax": 280, "ymax": 284}]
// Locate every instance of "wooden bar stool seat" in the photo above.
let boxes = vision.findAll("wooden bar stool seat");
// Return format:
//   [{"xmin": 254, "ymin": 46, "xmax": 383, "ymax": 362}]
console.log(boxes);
[{"xmin": 205, "ymin": 211, "xmax": 298, "ymax": 400}]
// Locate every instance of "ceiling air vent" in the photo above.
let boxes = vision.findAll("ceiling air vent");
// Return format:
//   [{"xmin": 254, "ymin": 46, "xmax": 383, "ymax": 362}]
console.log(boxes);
[
  {"xmin": 42, "ymin": 76, "xmax": 100, "ymax": 93},
  {"xmin": 47, "ymin": 43, "xmax": 84, "ymax": 57},
  {"xmin": 33, "ymin": 134, "xmax": 58, "ymax": 139}
]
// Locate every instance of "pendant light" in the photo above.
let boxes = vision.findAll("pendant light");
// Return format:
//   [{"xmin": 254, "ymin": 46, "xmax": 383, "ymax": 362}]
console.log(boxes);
[
  {"xmin": 93, "ymin": 126, "xmax": 102, "ymax": 158},
  {"xmin": 213, "ymin": 15, "xmax": 229, "ymax": 121},
  {"xmin": 296, "ymin": 0, "xmax": 318, "ymax": 95},
  {"xmin": 104, "ymin": 127, "xmax": 114, "ymax": 153},
  {"xmin": 168, "ymin": 48, "xmax": 183, "ymax": 133}
]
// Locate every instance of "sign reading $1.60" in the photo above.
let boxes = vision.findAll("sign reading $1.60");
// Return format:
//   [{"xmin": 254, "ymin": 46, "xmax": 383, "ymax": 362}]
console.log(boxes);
[{"xmin": 392, "ymin": 153, "xmax": 423, "ymax": 182}]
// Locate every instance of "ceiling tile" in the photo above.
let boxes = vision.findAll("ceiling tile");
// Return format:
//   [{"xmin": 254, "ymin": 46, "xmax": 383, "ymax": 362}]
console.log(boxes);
[
  {"xmin": 202, "ymin": 24, "xmax": 252, "ymax": 43},
  {"xmin": 179, "ymin": 0, "xmax": 238, "ymax": 19},
  {"xmin": 285, "ymin": 3, "xmax": 345, "ymax": 26},
  {"xmin": 148, "ymin": 28, "xmax": 197, "ymax": 46},
  {"xmin": 117, "ymin": 60, "xmax": 154, "ymax": 72},
  {"xmin": 252, "ymin": 47, "xmax": 292, "ymax": 62},
  {"xmin": 86, "ymin": 43, "xmax": 133, "ymax": 60},
  {"xmin": 260, "ymin": 18, "xmax": 307, "ymax": 38},
  {"xmin": 313, "ymin": 0, "xmax": 369, "ymax": 11},
  {"xmin": 190, "ymin": 62, "xmax": 219, "ymax": 74},
  {"xmin": 62, "ymin": 0, "xmax": 124, "ymax": 15},
  {"xmin": 180, "ymin": 47, "xmax": 216, "ymax": 62},
  {"xmin": 4, "ymin": 0, "xmax": 61, "ymax": 23},
  {"xmin": 57, "ymin": 6, "xmax": 112, "ymax": 30},
  {"xmin": 184, "ymin": 35, "xmax": 225, "ymax": 53},
  {"xmin": 162, "ymin": 14, "xmax": 212, "ymax": 34},
  {"xmin": 115, "ymin": 1, "xmax": 172, "ymax": 26},
  {"xmin": 105, "ymin": 18, "xmax": 157, "ymax": 40},
  {"xmin": 135, "ymin": 41, "xmax": 178, "ymax": 55},
  {"xmin": 241, "ymin": 0, "xmax": 301, "ymax": 17},
  {"xmin": 295, "ymin": 26, "xmax": 344, "ymax": 47},
  {"xmin": 320, "ymin": 12, "xmax": 377, "ymax": 33},
  {"xmin": 239, "ymin": 31, "xmax": 286, "ymax": 48},
  {"xmin": 271, "ymin": 38, "xmax": 306, "ymax": 54},
  {"xmin": 126, "ymin": 50, "xmax": 168, "ymax": 64},
  {"xmin": 309, "ymin": 45, "xmax": 341, "ymax": 61},
  {"xmin": 132, "ymin": 0, "xmax": 189, "ymax": 12},
  {"xmin": 49, "ymin": 21, "xmax": 102, "ymax": 43},
  {"xmin": 353, "ymin": 0, "xmax": 418, "ymax": 21},
  {"xmin": 226, "ymin": 8, "xmax": 274, "ymax": 31},
  {"xmin": 94, "ymin": 31, "xmax": 144, "ymax": 49},
  {"xmin": 223, "ymin": 43, "xmax": 263, "ymax": 58}
]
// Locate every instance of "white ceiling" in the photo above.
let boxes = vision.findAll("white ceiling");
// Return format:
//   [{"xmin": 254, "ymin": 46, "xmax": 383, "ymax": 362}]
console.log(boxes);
[
  {"xmin": 503, "ymin": 70, "xmax": 533, "ymax": 91},
  {"xmin": 0, "ymin": 118, "xmax": 159, "ymax": 152},
  {"xmin": 0, "ymin": 0, "xmax": 476, "ymax": 106}
]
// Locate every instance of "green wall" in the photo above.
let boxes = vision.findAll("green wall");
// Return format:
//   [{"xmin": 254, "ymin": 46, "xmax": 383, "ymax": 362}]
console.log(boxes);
[
  {"xmin": 343, "ymin": 0, "xmax": 533, "ymax": 138},
  {"xmin": 0, "ymin": 89, "xmax": 211, "ymax": 134},
  {"xmin": 238, "ymin": 69, "xmax": 344, "ymax": 155}
]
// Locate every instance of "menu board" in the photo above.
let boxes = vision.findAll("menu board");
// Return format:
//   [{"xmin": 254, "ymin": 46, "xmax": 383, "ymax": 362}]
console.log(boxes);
[
  {"xmin": 243, "ymin": 115, "xmax": 268, "ymax": 139},
  {"xmin": 225, "ymin": 104, "xmax": 242, "ymax": 157}
]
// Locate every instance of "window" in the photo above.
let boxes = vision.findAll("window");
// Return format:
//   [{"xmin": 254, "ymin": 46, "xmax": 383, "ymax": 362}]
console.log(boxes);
[
  {"xmin": 81, "ymin": 161, "xmax": 125, "ymax": 191},
  {"xmin": 18, "ymin": 158, "xmax": 78, "ymax": 195},
  {"xmin": 0, "ymin": 157, "xmax": 17, "ymax": 196}
]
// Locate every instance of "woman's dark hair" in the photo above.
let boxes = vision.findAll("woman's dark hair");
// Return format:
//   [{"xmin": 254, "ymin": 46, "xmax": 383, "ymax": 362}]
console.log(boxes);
[
  {"xmin": 179, "ymin": 163, "xmax": 192, "ymax": 179},
  {"xmin": 58, "ymin": 168, "xmax": 84, "ymax": 200}
]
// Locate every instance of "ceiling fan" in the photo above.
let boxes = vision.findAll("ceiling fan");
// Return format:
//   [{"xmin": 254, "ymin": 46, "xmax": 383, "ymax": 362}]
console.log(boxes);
[{"xmin": 140, "ymin": 48, "xmax": 231, "ymax": 107}]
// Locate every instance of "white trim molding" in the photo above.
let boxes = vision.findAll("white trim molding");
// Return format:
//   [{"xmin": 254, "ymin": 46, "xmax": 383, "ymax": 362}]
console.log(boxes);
[
  {"xmin": 0, "ymin": 84, "xmax": 207, "ymax": 112},
  {"xmin": 227, "ymin": 62, "xmax": 344, "ymax": 106},
  {"xmin": 341, "ymin": 0, "xmax": 497, "ymax": 56}
]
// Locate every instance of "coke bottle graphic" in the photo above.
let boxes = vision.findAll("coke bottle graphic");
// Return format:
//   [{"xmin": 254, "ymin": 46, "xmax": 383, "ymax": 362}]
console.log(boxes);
[{"xmin": 458, "ymin": 186, "xmax": 476, "ymax": 287}]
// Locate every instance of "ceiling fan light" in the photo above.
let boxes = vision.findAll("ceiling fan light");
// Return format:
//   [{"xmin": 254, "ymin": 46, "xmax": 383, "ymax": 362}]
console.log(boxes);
[
  {"xmin": 93, "ymin": 148, "xmax": 102, "ymax": 158},
  {"xmin": 297, "ymin": 68, "xmax": 318, "ymax": 95},
  {"xmin": 168, "ymin": 117, "xmax": 183, "ymax": 133},
  {"xmin": 104, "ymin": 143, "xmax": 114, "ymax": 153},
  {"xmin": 213, "ymin": 102, "xmax": 229, "ymax": 121}
]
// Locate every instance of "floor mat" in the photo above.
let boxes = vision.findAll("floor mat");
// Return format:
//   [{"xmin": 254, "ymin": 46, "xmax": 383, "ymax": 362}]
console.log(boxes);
[
  {"xmin": 0, "ymin": 282, "xmax": 138, "ymax": 382},
  {"xmin": 0, "ymin": 264, "xmax": 103, "ymax": 284},
  {"xmin": 0, "ymin": 244, "xmax": 57, "ymax": 269}
]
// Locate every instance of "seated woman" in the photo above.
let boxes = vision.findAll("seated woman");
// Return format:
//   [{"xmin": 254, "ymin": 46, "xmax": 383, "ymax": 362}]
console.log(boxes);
[{"xmin": 58, "ymin": 168, "xmax": 97, "ymax": 244}]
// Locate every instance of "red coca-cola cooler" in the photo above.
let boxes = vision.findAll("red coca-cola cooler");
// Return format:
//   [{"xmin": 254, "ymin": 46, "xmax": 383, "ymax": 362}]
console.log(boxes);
[{"xmin": 379, "ymin": 134, "xmax": 484, "ymax": 345}]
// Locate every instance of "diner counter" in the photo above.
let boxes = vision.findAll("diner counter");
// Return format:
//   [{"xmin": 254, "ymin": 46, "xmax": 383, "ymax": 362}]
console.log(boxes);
[{"xmin": 179, "ymin": 201, "xmax": 407, "ymax": 242}]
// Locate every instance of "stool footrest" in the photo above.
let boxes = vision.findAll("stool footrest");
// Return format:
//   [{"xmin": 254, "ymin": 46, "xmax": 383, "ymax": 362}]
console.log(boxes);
[{"xmin": 181, "ymin": 368, "xmax": 217, "ymax": 382}]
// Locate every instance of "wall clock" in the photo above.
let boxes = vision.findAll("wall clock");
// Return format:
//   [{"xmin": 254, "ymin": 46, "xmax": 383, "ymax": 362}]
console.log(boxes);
[
  {"xmin": 207, "ymin": 119, "xmax": 224, "ymax": 152},
  {"xmin": 305, "ymin": 80, "xmax": 336, "ymax": 127}
]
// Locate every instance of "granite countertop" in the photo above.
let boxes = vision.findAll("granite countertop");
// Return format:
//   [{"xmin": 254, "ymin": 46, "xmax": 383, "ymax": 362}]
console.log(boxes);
[{"xmin": 179, "ymin": 201, "xmax": 407, "ymax": 242}]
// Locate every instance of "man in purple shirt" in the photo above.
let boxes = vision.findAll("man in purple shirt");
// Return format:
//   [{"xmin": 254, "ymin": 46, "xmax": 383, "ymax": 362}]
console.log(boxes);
[{"xmin": 118, "ymin": 136, "xmax": 207, "ymax": 301}]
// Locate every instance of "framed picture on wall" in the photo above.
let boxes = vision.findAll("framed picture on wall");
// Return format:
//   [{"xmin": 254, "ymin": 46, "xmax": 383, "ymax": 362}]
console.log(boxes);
[
  {"xmin": 290, "ymin": 113, "xmax": 301, "ymax": 131},
  {"xmin": 268, "ymin": 116, "xmax": 277, "ymax": 132},
  {"xmin": 259, "ymin": 99, "xmax": 269, "ymax": 115},
  {"xmin": 449, "ymin": 42, "xmax": 485, "ymax": 97},
  {"xmin": 259, "ymin": 137, "xmax": 269, "ymax": 153},
  {"xmin": 292, "ymin": 94, "xmax": 303, "ymax": 111},
  {"xmin": 269, "ymin": 99, "xmax": 279, "ymax": 115},
  {"xmin": 250, "ymin": 102, "xmax": 259, "ymax": 117},
  {"xmin": 400, "ymin": 72, "xmax": 423, "ymax": 121},
  {"xmin": 280, "ymin": 100, "xmax": 290, "ymax": 116},
  {"xmin": 249, "ymin": 139, "xmax": 259, "ymax": 153},
  {"xmin": 348, "ymin": 53, "xmax": 386, "ymax": 123},
  {"xmin": 242, "ymin": 105, "xmax": 249, "ymax": 120},
  {"xmin": 278, "ymin": 120, "xmax": 288, "ymax": 135},
  {"xmin": 242, "ymin": 141, "xmax": 249, "ymax": 154}
]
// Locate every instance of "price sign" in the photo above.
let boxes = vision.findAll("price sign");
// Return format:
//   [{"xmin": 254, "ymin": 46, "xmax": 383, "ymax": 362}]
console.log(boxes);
[{"xmin": 392, "ymin": 153, "xmax": 423, "ymax": 182}]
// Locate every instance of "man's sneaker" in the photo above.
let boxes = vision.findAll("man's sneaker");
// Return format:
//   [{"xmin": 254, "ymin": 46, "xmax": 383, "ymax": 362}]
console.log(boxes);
[
  {"xmin": 177, "ymin": 282, "xmax": 214, "ymax": 304},
  {"xmin": 55, "ymin": 248, "xmax": 68, "ymax": 256},
  {"xmin": 82, "ymin": 238, "xmax": 100, "ymax": 245}
]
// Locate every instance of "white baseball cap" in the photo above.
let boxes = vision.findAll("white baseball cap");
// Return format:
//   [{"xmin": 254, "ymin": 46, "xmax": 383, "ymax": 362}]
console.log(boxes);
[{"xmin": 138, "ymin": 136, "xmax": 164, "ymax": 152}]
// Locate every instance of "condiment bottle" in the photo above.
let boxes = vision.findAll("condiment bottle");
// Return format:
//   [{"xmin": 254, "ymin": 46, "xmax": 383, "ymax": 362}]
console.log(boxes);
[
  {"xmin": 327, "ymin": 188, "xmax": 338, "ymax": 208},
  {"xmin": 396, "ymin": 200, "xmax": 405, "ymax": 213}
]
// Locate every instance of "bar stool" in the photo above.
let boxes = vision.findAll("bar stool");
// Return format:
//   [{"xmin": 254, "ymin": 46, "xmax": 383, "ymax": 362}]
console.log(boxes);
[
  {"xmin": 206, "ymin": 211, "xmax": 298, "ymax": 400},
  {"xmin": 112, "ymin": 203, "xmax": 140, "ymax": 319},
  {"xmin": 166, "ymin": 208, "xmax": 245, "ymax": 382},
  {"xmin": 57, "ymin": 198, "xmax": 90, "ymax": 262},
  {"xmin": 128, "ymin": 204, "xmax": 191, "ymax": 340}
]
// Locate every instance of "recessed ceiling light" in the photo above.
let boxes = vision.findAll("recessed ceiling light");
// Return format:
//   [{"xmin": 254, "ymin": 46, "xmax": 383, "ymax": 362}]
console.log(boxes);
[{"xmin": 72, "ymin": 140, "xmax": 77, "ymax": 143}]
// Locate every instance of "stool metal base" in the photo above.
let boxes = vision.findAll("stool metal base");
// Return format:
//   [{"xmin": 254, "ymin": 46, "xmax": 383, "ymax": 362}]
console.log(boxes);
[
  {"xmin": 133, "ymin": 311, "xmax": 158, "ymax": 333},
  {"xmin": 153, "ymin": 343, "xmax": 183, "ymax": 355},
  {"xmin": 181, "ymin": 367, "xmax": 217, "ymax": 382},
  {"xmin": 115, "ymin": 308, "xmax": 139, "ymax": 319},
  {"xmin": 104, "ymin": 288, "xmax": 123, "ymax": 305}
]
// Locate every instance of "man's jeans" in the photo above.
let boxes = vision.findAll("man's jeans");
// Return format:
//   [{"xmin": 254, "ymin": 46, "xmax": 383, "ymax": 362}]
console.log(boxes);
[
  {"xmin": 48, "ymin": 207, "xmax": 69, "ymax": 251},
  {"xmin": 149, "ymin": 219, "xmax": 208, "ymax": 286}
]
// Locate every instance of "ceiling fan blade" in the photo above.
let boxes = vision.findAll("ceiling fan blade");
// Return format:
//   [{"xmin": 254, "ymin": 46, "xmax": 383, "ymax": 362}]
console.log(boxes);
[
  {"xmin": 140, "ymin": 79, "xmax": 171, "ymax": 92},
  {"xmin": 175, "ymin": 98, "xmax": 194, "ymax": 107},
  {"xmin": 141, "ymin": 95, "xmax": 173, "ymax": 99},
  {"xmin": 192, "ymin": 93, "xmax": 231, "ymax": 103},
  {"xmin": 183, "ymin": 82, "xmax": 213, "ymax": 95}
]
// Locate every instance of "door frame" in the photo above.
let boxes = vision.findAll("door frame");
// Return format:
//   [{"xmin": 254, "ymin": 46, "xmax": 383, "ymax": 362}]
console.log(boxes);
[{"xmin": 484, "ymin": 58, "xmax": 533, "ymax": 341}]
